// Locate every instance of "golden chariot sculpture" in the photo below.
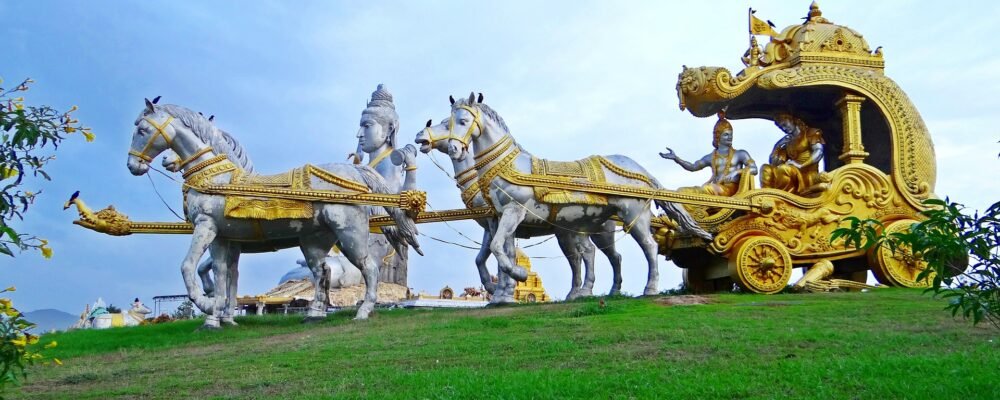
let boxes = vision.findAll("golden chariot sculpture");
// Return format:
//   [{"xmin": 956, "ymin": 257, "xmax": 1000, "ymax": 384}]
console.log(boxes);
[{"xmin": 662, "ymin": 2, "xmax": 938, "ymax": 293}]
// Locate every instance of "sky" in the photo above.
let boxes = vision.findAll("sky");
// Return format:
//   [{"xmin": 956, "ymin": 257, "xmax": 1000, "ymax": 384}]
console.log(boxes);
[{"xmin": 2, "ymin": 1, "xmax": 998, "ymax": 314}]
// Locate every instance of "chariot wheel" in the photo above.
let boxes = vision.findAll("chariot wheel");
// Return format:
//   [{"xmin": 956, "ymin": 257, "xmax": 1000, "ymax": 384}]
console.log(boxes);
[
  {"xmin": 728, "ymin": 236, "xmax": 793, "ymax": 294},
  {"xmin": 868, "ymin": 219, "xmax": 934, "ymax": 288},
  {"xmin": 682, "ymin": 268, "xmax": 733, "ymax": 293}
]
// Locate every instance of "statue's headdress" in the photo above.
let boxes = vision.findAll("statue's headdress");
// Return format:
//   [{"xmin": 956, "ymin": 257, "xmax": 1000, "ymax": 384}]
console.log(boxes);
[
  {"xmin": 712, "ymin": 111, "xmax": 732, "ymax": 148},
  {"xmin": 361, "ymin": 84, "xmax": 399, "ymax": 147}
]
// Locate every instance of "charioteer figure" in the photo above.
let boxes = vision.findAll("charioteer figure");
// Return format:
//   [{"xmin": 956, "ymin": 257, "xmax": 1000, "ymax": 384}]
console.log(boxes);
[
  {"xmin": 660, "ymin": 111, "xmax": 757, "ymax": 197},
  {"xmin": 351, "ymin": 84, "xmax": 417, "ymax": 285},
  {"xmin": 759, "ymin": 112, "xmax": 831, "ymax": 196}
]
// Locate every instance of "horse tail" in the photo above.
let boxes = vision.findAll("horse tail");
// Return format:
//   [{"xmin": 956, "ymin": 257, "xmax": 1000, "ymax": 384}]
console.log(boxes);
[
  {"xmin": 644, "ymin": 171, "xmax": 713, "ymax": 241},
  {"xmin": 353, "ymin": 166, "xmax": 423, "ymax": 256}
]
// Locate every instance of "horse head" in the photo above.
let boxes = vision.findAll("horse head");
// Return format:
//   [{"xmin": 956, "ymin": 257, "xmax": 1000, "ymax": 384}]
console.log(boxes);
[
  {"xmin": 127, "ymin": 98, "xmax": 181, "ymax": 176},
  {"xmin": 416, "ymin": 93, "xmax": 490, "ymax": 163},
  {"xmin": 415, "ymin": 117, "xmax": 463, "ymax": 158}
]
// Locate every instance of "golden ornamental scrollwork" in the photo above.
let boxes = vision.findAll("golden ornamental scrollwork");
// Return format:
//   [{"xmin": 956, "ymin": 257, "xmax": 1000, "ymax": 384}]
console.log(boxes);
[
  {"xmin": 711, "ymin": 165, "xmax": 916, "ymax": 260},
  {"xmin": 757, "ymin": 64, "xmax": 935, "ymax": 209},
  {"xmin": 820, "ymin": 28, "xmax": 856, "ymax": 53}
]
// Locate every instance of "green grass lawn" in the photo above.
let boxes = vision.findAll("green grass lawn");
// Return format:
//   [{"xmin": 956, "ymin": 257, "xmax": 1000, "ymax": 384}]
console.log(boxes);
[{"xmin": 12, "ymin": 289, "xmax": 1000, "ymax": 399}]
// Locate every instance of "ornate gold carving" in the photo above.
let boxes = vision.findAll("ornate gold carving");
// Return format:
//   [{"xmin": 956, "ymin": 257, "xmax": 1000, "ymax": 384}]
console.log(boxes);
[
  {"xmin": 820, "ymin": 28, "xmax": 854, "ymax": 53},
  {"xmin": 181, "ymin": 154, "xmax": 230, "ymax": 180},
  {"xmin": 224, "ymin": 198, "xmax": 313, "ymax": 220},
  {"xmin": 475, "ymin": 140, "xmax": 764, "ymax": 212},
  {"xmin": 710, "ymin": 164, "xmax": 909, "ymax": 261},
  {"xmin": 757, "ymin": 65, "xmax": 935, "ymax": 209},
  {"xmin": 530, "ymin": 156, "xmax": 608, "ymax": 206},
  {"xmin": 837, "ymin": 93, "xmax": 869, "ymax": 163},
  {"xmin": 868, "ymin": 219, "xmax": 934, "ymax": 288},
  {"xmin": 728, "ymin": 236, "xmax": 793, "ymax": 294},
  {"xmin": 303, "ymin": 165, "xmax": 370, "ymax": 193},
  {"xmin": 598, "ymin": 157, "xmax": 653, "ymax": 186}
]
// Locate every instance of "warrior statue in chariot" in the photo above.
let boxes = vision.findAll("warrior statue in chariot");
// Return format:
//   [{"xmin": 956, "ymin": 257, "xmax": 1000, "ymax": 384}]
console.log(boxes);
[
  {"xmin": 660, "ymin": 111, "xmax": 757, "ymax": 197},
  {"xmin": 760, "ymin": 112, "xmax": 831, "ymax": 196}
]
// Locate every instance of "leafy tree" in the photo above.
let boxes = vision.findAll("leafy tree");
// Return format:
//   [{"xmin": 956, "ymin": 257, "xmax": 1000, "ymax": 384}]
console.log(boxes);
[
  {"xmin": 105, "ymin": 304, "xmax": 121, "ymax": 314},
  {"xmin": 1, "ymin": 77, "xmax": 89, "ymax": 396},
  {"xmin": 172, "ymin": 300, "xmax": 195, "ymax": 320},
  {"xmin": 833, "ymin": 198, "xmax": 999, "ymax": 329},
  {"xmin": 0, "ymin": 77, "xmax": 94, "ymax": 258},
  {"xmin": 1, "ymin": 286, "xmax": 58, "ymax": 396}
]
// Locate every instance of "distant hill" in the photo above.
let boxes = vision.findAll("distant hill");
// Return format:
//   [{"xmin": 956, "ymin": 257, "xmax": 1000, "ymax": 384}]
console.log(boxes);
[{"xmin": 23, "ymin": 309, "xmax": 78, "ymax": 333}]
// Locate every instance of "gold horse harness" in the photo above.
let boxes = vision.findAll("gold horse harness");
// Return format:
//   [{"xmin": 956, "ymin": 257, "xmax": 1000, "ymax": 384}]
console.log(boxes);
[{"xmin": 182, "ymin": 155, "xmax": 425, "ymax": 220}]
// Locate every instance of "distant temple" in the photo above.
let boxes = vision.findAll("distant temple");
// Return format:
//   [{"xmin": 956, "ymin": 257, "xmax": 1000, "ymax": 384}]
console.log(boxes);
[
  {"xmin": 512, "ymin": 248, "xmax": 550, "ymax": 303},
  {"xmin": 238, "ymin": 246, "xmax": 550, "ymax": 314}
]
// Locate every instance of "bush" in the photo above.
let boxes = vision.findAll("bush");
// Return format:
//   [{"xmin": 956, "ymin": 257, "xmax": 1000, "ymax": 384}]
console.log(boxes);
[
  {"xmin": 833, "ymin": 198, "xmax": 1000, "ymax": 329},
  {"xmin": 1, "ymin": 286, "xmax": 58, "ymax": 396}
]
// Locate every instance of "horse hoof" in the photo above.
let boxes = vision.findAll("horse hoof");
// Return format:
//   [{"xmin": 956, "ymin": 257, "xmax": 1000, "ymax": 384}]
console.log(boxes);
[
  {"xmin": 301, "ymin": 316, "xmax": 326, "ymax": 324},
  {"xmin": 488, "ymin": 296, "xmax": 517, "ymax": 307}
]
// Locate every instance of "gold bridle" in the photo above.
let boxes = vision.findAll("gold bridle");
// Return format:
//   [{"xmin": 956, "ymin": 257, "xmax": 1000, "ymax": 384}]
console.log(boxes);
[
  {"xmin": 128, "ymin": 115, "xmax": 213, "ymax": 170},
  {"xmin": 128, "ymin": 115, "xmax": 176, "ymax": 164},
  {"xmin": 423, "ymin": 105, "xmax": 483, "ymax": 151}
]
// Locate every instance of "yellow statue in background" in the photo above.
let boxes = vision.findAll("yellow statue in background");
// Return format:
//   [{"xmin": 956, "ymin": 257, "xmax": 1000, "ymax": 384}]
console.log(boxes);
[{"xmin": 760, "ymin": 112, "xmax": 831, "ymax": 196}]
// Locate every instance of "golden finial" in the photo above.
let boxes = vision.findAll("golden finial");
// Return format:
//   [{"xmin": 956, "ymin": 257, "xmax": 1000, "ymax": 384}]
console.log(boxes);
[{"xmin": 808, "ymin": 1, "xmax": 830, "ymax": 23}]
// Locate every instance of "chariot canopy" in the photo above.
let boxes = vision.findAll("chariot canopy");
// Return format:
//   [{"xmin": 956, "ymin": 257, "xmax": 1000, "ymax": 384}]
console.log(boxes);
[{"xmin": 675, "ymin": 1, "xmax": 936, "ymax": 211}]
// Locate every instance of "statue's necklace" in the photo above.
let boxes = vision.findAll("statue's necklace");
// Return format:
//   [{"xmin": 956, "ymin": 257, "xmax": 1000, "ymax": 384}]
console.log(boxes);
[
  {"xmin": 711, "ymin": 148, "xmax": 734, "ymax": 173},
  {"xmin": 368, "ymin": 147, "xmax": 394, "ymax": 168}
]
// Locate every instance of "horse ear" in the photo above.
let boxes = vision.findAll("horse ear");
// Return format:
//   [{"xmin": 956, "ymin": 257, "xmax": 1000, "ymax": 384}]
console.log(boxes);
[
  {"xmin": 449, "ymin": 95, "xmax": 455, "ymax": 105},
  {"xmin": 467, "ymin": 92, "xmax": 476, "ymax": 104},
  {"xmin": 144, "ymin": 98, "xmax": 155, "ymax": 114},
  {"xmin": 426, "ymin": 119, "xmax": 432, "ymax": 128},
  {"xmin": 209, "ymin": 115, "xmax": 215, "ymax": 122},
  {"xmin": 152, "ymin": 96, "xmax": 161, "ymax": 104},
  {"xmin": 477, "ymin": 93, "xmax": 484, "ymax": 103}
]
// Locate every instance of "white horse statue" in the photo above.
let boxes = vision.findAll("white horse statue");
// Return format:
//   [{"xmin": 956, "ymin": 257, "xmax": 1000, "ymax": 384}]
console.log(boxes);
[
  {"xmin": 87, "ymin": 298, "xmax": 152, "ymax": 329},
  {"xmin": 126, "ymin": 99, "xmax": 421, "ymax": 329},
  {"xmin": 433, "ymin": 93, "xmax": 710, "ymax": 300},
  {"xmin": 415, "ymin": 119, "xmax": 623, "ymax": 300}
]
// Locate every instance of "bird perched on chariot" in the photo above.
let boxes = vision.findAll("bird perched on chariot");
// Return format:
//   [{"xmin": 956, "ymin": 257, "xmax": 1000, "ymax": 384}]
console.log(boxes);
[{"xmin": 658, "ymin": 2, "xmax": 941, "ymax": 294}]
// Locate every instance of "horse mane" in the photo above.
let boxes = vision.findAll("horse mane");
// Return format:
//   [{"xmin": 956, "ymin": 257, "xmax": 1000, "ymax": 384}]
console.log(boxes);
[
  {"xmin": 158, "ymin": 104, "xmax": 255, "ymax": 173},
  {"xmin": 453, "ymin": 98, "xmax": 510, "ymax": 134}
]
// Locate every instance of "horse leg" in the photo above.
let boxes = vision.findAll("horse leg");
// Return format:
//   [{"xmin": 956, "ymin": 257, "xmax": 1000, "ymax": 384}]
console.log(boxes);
[
  {"xmin": 222, "ymin": 244, "xmax": 241, "ymax": 326},
  {"xmin": 336, "ymin": 232, "xmax": 379, "ymax": 320},
  {"xmin": 300, "ymin": 233, "xmax": 335, "ymax": 322},
  {"xmin": 578, "ymin": 234, "xmax": 597, "ymax": 298},
  {"xmin": 592, "ymin": 221, "xmax": 623, "ymax": 295},
  {"xmin": 622, "ymin": 208, "xmax": 659, "ymax": 295},
  {"xmin": 491, "ymin": 206, "xmax": 528, "ymax": 282},
  {"xmin": 197, "ymin": 257, "xmax": 214, "ymax": 297},
  {"xmin": 475, "ymin": 224, "xmax": 496, "ymax": 294},
  {"xmin": 183, "ymin": 217, "xmax": 218, "ymax": 328},
  {"xmin": 555, "ymin": 231, "xmax": 584, "ymax": 300},
  {"xmin": 207, "ymin": 240, "xmax": 233, "ymax": 328},
  {"xmin": 494, "ymin": 237, "xmax": 519, "ymax": 304}
]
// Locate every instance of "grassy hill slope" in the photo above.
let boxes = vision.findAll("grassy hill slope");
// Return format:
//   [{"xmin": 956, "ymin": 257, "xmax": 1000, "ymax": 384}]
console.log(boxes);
[{"xmin": 15, "ymin": 289, "xmax": 1000, "ymax": 399}]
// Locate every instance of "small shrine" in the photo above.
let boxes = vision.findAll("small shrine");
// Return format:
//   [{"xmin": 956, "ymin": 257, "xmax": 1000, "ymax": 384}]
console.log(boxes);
[{"xmin": 513, "ymin": 248, "xmax": 550, "ymax": 303}]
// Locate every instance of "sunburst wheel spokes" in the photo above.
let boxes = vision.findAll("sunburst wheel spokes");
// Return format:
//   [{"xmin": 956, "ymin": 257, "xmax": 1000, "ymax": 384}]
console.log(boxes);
[
  {"xmin": 869, "ymin": 219, "xmax": 934, "ymax": 288},
  {"xmin": 729, "ymin": 236, "xmax": 793, "ymax": 294}
]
